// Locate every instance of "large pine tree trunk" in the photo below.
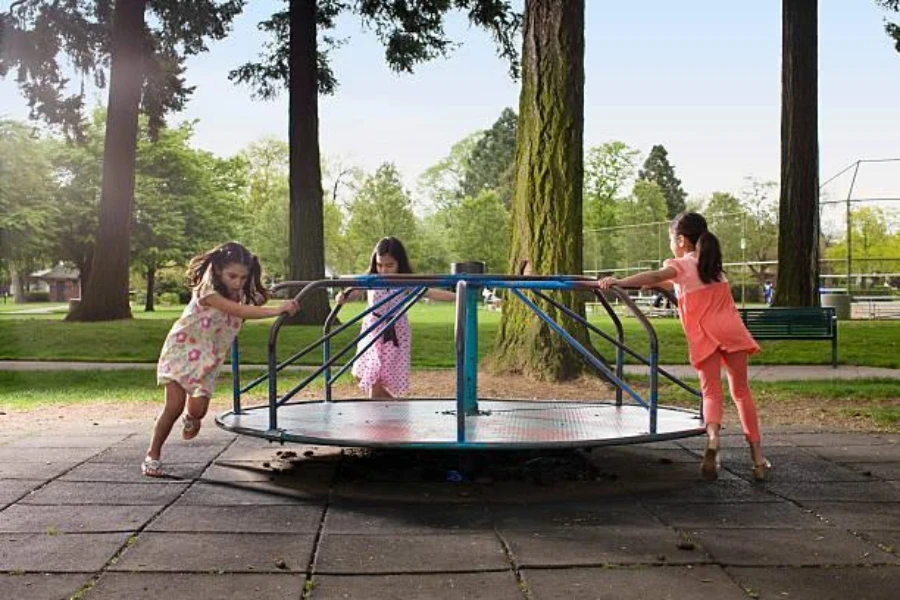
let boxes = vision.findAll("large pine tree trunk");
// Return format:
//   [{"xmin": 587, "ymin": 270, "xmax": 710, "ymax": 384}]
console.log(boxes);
[
  {"xmin": 287, "ymin": 0, "xmax": 329, "ymax": 323},
  {"xmin": 67, "ymin": 0, "xmax": 146, "ymax": 321},
  {"xmin": 492, "ymin": 0, "xmax": 587, "ymax": 381},
  {"xmin": 776, "ymin": 0, "xmax": 819, "ymax": 307},
  {"xmin": 144, "ymin": 264, "xmax": 156, "ymax": 312}
]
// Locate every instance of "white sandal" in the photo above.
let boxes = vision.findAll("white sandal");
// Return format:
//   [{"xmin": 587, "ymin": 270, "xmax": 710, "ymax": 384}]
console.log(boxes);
[
  {"xmin": 141, "ymin": 456, "xmax": 164, "ymax": 477},
  {"xmin": 181, "ymin": 414, "xmax": 201, "ymax": 440}
]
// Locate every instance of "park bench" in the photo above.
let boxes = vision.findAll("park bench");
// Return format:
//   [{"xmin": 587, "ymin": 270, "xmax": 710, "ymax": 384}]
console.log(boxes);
[{"xmin": 738, "ymin": 307, "xmax": 838, "ymax": 368}]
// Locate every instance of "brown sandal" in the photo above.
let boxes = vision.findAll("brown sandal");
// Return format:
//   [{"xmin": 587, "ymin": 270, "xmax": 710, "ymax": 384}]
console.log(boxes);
[
  {"xmin": 700, "ymin": 447, "xmax": 721, "ymax": 481},
  {"xmin": 752, "ymin": 459, "xmax": 772, "ymax": 482}
]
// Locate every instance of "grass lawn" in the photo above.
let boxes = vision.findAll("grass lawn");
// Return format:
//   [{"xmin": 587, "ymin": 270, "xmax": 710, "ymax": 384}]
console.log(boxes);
[{"xmin": 2, "ymin": 301, "xmax": 900, "ymax": 368}]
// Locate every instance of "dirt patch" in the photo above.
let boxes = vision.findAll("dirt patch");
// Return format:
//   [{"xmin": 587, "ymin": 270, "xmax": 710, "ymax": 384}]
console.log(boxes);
[{"xmin": 1, "ymin": 369, "xmax": 895, "ymax": 435}]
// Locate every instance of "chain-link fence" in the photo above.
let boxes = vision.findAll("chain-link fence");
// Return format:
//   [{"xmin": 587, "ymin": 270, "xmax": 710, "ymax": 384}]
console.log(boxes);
[{"xmin": 583, "ymin": 159, "xmax": 900, "ymax": 314}]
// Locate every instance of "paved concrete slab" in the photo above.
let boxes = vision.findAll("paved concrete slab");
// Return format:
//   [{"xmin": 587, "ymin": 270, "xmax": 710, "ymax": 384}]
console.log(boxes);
[
  {"xmin": 84, "ymin": 572, "xmax": 306, "ymax": 599},
  {"xmin": 687, "ymin": 528, "xmax": 894, "ymax": 566},
  {"xmin": 786, "ymin": 432, "xmax": 900, "ymax": 447},
  {"xmin": 809, "ymin": 502, "xmax": 900, "ymax": 530},
  {"xmin": 315, "ymin": 533, "xmax": 509, "ymax": 574},
  {"xmin": 848, "ymin": 461, "xmax": 900, "ymax": 480},
  {"xmin": 110, "ymin": 532, "xmax": 315, "ymax": 572},
  {"xmin": 309, "ymin": 572, "xmax": 522, "ymax": 599},
  {"xmin": 646, "ymin": 500, "xmax": 828, "ymax": 529},
  {"xmin": 0, "ymin": 532, "xmax": 128, "ymax": 572},
  {"xmin": 176, "ymin": 480, "xmax": 323, "ymax": 505},
  {"xmin": 0, "ymin": 479, "xmax": 43, "ymax": 505},
  {"xmin": 748, "ymin": 448, "xmax": 876, "ymax": 482},
  {"xmin": 0, "ymin": 504, "xmax": 162, "ymax": 533},
  {"xmin": 0, "ymin": 573, "xmax": 91, "ymax": 600},
  {"xmin": 764, "ymin": 481, "xmax": 900, "ymax": 502},
  {"xmin": 0, "ymin": 459, "xmax": 92, "ymax": 480},
  {"xmin": 487, "ymin": 500, "xmax": 659, "ymax": 530},
  {"xmin": 3, "ymin": 433, "xmax": 131, "ymax": 448},
  {"xmin": 147, "ymin": 504, "xmax": 324, "ymax": 533},
  {"xmin": 502, "ymin": 526, "xmax": 707, "ymax": 567},
  {"xmin": 20, "ymin": 481, "xmax": 189, "ymax": 505},
  {"xmin": 859, "ymin": 530, "xmax": 900, "ymax": 554},
  {"xmin": 0, "ymin": 447, "xmax": 100, "ymax": 463},
  {"xmin": 325, "ymin": 502, "xmax": 492, "ymax": 534},
  {"xmin": 624, "ymin": 477, "xmax": 777, "ymax": 503},
  {"xmin": 727, "ymin": 566, "xmax": 900, "ymax": 600},
  {"xmin": 523, "ymin": 565, "xmax": 750, "ymax": 600},
  {"xmin": 806, "ymin": 443, "xmax": 900, "ymax": 463},
  {"xmin": 61, "ymin": 460, "xmax": 208, "ymax": 482},
  {"xmin": 91, "ymin": 440, "xmax": 229, "ymax": 464}
]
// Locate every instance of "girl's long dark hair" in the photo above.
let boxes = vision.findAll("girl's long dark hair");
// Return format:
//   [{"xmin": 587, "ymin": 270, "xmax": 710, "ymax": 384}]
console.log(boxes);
[
  {"xmin": 367, "ymin": 236, "xmax": 413, "ymax": 274},
  {"xmin": 186, "ymin": 241, "xmax": 268, "ymax": 305},
  {"xmin": 671, "ymin": 212, "xmax": 723, "ymax": 284}
]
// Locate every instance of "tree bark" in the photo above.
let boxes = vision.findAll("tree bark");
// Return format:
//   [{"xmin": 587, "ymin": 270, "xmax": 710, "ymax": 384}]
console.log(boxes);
[
  {"xmin": 286, "ymin": 0, "xmax": 330, "ymax": 323},
  {"xmin": 776, "ymin": 0, "xmax": 819, "ymax": 307},
  {"xmin": 67, "ymin": 0, "xmax": 146, "ymax": 321},
  {"xmin": 492, "ymin": 0, "xmax": 588, "ymax": 381},
  {"xmin": 144, "ymin": 265, "xmax": 155, "ymax": 312}
]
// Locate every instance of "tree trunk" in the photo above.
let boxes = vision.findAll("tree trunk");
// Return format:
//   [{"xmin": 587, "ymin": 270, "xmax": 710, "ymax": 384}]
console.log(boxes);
[
  {"xmin": 144, "ymin": 264, "xmax": 155, "ymax": 312},
  {"xmin": 776, "ymin": 0, "xmax": 819, "ymax": 307},
  {"xmin": 67, "ymin": 0, "xmax": 146, "ymax": 321},
  {"xmin": 492, "ymin": 0, "xmax": 587, "ymax": 381},
  {"xmin": 286, "ymin": 0, "xmax": 329, "ymax": 324}
]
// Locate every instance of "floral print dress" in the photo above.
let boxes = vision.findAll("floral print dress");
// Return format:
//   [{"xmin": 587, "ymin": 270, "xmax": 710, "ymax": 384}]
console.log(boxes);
[
  {"xmin": 156, "ymin": 279, "xmax": 243, "ymax": 398},
  {"xmin": 351, "ymin": 288, "xmax": 412, "ymax": 395}
]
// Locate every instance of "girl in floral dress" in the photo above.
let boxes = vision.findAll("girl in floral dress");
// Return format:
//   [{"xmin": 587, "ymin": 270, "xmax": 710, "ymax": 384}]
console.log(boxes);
[
  {"xmin": 143, "ymin": 242, "xmax": 298, "ymax": 477},
  {"xmin": 337, "ymin": 237, "xmax": 455, "ymax": 399}
]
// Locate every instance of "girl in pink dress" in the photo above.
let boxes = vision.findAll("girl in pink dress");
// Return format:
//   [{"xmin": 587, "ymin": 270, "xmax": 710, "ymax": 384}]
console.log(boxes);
[
  {"xmin": 337, "ymin": 237, "xmax": 455, "ymax": 399},
  {"xmin": 143, "ymin": 242, "xmax": 299, "ymax": 477},
  {"xmin": 597, "ymin": 213, "xmax": 771, "ymax": 482}
]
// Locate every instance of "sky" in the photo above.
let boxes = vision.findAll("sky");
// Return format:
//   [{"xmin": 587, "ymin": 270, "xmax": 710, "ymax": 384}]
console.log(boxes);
[{"xmin": 2, "ymin": 1, "xmax": 899, "ymax": 206}]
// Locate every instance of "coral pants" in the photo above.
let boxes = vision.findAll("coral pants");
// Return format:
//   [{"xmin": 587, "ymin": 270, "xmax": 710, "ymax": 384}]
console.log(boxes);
[{"xmin": 696, "ymin": 350, "xmax": 762, "ymax": 443}]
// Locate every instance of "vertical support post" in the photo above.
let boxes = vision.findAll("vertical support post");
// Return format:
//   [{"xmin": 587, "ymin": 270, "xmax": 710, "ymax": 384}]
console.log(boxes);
[
  {"xmin": 454, "ymin": 280, "xmax": 468, "ymax": 442},
  {"xmin": 231, "ymin": 339, "xmax": 241, "ymax": 415},
  {"xmin": 451, "ymin": 261, "xmax": 485, "ymax": 443},
  {"xmin": 845, "ymin": 161, "xmax": 860, "ymax": 295},
  {"xmin": 323, "ymin": 332, "xmax": 332, "ymax": 403}
]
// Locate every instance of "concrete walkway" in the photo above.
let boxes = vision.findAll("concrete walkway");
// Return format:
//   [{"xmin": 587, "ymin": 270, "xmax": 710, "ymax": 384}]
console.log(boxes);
[
  {"xmin": 1, "ymin": 418, "xmax": 898, "ymax": 599},
  {"xmin": 2, "ymin": 360, "xmax": 899, "ymax": 381}
]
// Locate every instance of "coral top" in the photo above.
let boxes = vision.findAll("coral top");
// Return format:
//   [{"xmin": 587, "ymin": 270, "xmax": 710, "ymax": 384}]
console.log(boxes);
[{"xmin": 663, "ymin": 252, "xmax": 760, "ymax": 368}]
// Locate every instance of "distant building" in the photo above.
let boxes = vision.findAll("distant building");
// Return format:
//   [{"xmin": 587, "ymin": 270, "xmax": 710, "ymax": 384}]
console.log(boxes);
[{"xmin": 29, "ymin": 263, "xmax": 81, "ymax": 302}]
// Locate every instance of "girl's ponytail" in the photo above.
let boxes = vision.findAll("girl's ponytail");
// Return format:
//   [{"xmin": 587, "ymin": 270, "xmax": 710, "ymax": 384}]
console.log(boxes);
[{"xmin": 696, "ymin": 231, "xmax": 724, "ymax": 284}]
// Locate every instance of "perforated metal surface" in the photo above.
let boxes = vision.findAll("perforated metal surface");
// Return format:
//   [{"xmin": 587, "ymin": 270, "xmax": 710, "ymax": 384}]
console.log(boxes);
[{"xmin": 216, "ymin": 399, "xmax": 705, "ymax": 449}]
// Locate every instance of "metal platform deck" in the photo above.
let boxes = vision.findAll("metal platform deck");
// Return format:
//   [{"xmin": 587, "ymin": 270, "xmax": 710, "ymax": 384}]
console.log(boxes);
[{"xmin": 216, "ymin": 398, "xmax": 705, "ymax": 449}]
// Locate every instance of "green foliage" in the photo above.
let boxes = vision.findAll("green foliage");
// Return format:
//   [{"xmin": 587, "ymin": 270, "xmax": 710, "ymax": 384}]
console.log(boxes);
[
  {"xmin": 824, "ymin": 206, "xmax": 900, "ymax": 279},
  {"xmin": 0, "ymin": 119, "xmax": 55, "ymax": 282},
  {"xmin": 229, "ymin": 1, "xmax": 521, "ymax": 98},
  {"xmin": 877, "ymin": 1, "xmax": 900, "ymax": 52},
  {"xmin": 418, "ymin": 133, "xmax": 483, "ymax": 211},
  {"xmin": 344, "ymin": 163, "xmax": 418, "ymax": 271},
  {"xmin": 461, "ymin": 107, "xmax": 517, "ymax": 207},
  {"xmin": 0, "ymin": 0, "xmax": 245, "ymax": 136},
  {"xmin": 444, "ymin": 189, "xmax": 510, "ymax": 272},
  {"xmin": 583, "ymin": 140, "xmax": 641, "ymax": 229},
  {"xmin": 638, "ymin": 144, "xmax": 687, "ymax": 219}
]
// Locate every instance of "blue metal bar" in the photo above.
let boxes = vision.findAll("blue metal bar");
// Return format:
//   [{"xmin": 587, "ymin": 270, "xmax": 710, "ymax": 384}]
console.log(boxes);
[
  {"xmin": 532, "ymin": 289, "xmax": 701, "ymax": 399},
  {"xmin": 454, "ymin": 280, "xmax": 467, "ymax": 442},
  {"xmin": 242, "ymin": 287, "xmax": 409, "ymax": 396},
  {"xmin": 231, "ymin": 339, "xmax": 241, "ymax": 415},
  {"xmin": 280, "ymin": 287, "xmax": 427, "ymax": 406},
  {"xmin": 510, "ymin": 288, "xmax": 649, "ymax": 408},
  {"xmin": 464, "ymin": 281, "xmax": 479, "ymax": 415}
]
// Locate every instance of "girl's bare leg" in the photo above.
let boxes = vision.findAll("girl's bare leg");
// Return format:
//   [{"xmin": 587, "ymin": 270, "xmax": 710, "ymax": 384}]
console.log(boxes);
[
  {"xmin": 182, "ymin": 395, "xmax": 210, "ymax": 440},
  {"xmin": 147, "ymin": 382, "xmax": 187, "ymax": 461},
  {"xmin": 369, "ymin": 381, "xmax": 394, "ymax": 399}
]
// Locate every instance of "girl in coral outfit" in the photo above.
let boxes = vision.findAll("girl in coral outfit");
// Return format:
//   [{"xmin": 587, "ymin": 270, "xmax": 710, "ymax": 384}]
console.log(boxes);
[{"xmin": 597, "ymin": 212, "xmax": 771, "ymax": 481}]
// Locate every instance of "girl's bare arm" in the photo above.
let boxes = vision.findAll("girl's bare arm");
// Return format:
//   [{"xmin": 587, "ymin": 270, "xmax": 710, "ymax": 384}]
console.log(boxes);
[{"xmin": 203, "ymin": 294, "xmax": 298, "ymax": 319}]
